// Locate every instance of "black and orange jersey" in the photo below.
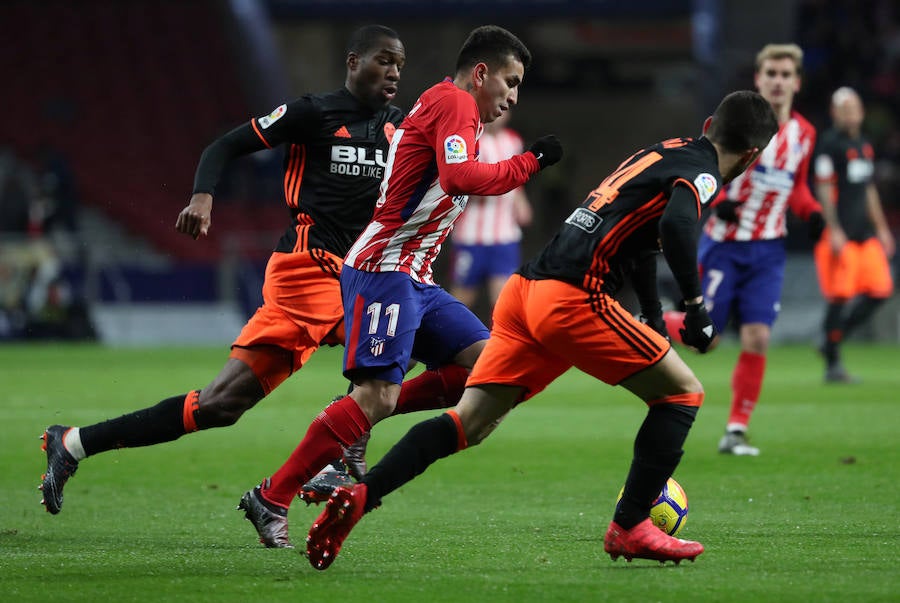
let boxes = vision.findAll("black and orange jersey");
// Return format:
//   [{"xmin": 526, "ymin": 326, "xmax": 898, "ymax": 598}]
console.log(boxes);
[
  {"xmin": 520, "ymin": 136, "xmax": 721, "ymax": 297},
  {"xmin": 194, "ymin": 87, "xmax": 405, "ymax": 257},
  {"xmin": 813, "ymin": 128, "xmax": 876, "ymax": 242}
]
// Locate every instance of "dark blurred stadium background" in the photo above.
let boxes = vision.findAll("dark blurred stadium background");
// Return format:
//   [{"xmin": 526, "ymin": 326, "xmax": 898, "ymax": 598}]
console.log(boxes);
[{"xmin": 1, "ymin": 0, "xmax": 897, "ymax": 344}]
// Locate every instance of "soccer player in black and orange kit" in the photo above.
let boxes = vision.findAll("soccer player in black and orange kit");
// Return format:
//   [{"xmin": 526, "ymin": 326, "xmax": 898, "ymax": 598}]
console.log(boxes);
[
  {"xmin": 38, "ymin": 26, "xmax": 472, "ymax": 547},
  {"xmin": 813, "ymin": 87, "xmax": 895, "ymax": 382},
  {"xmin": 304, "ymin": 90, "xmax": 779, "ymax": 569}
]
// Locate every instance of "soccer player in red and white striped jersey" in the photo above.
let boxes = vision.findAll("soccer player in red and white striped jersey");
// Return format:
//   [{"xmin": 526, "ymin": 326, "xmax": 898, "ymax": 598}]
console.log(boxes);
[
  {"xmin": 668, "ymin": 44, "xmax": 825, "ymax": 456},
  {"xmin": 244, "ymin": 26, "xmax": 562, "ymax": 543}
]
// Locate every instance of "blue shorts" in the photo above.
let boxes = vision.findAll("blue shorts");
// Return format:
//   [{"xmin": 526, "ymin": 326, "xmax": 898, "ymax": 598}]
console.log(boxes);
[
  {"xmin": 697, "ymin": 235, "xmax": 786, "ymax": 331},
  {"xmin": 340, "ymin": 266, "xmax": 490, "ymax": 384},
  {"xmin": 451, "ymin": 242, "xmax": 520, "ymax": 288}
]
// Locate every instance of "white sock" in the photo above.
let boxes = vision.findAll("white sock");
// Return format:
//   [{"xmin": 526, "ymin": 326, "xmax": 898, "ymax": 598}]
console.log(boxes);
[{"xmin": 63, "ymin": 427, "xmax": 86, "ymax": 461}]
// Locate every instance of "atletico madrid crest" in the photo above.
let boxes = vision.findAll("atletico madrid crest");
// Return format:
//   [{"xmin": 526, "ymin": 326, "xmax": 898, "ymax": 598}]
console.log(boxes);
[{"xmin": 369, "ymin": 337, "xmax": 386, "ymax": 357}]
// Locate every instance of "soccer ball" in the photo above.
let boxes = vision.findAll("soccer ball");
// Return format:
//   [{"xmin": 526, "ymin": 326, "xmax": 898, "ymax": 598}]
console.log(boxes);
[{"xmin": 616, "ymin": 477, "xmax": 689, "ymax": 537}]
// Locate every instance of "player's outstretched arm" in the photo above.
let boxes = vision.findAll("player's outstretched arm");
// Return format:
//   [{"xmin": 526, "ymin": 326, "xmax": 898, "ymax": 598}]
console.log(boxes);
[{"xmin": 439, "ymin": 135, "xmax": 562, "ymax": 197}]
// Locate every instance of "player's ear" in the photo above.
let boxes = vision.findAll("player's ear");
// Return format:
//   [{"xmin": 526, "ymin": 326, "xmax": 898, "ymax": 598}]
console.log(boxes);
[
  {"xmin": 702, "ymin": 116, "xmax": 713, "ymax": 134},
  {"xmin": 741, "ymin": 146, "xmax": 761, "ymax": 167},
  {"xmin": 474, "ymin": 62, "xmax": 488, "ymax": 87},
  {"xmin": 347, "ymin": 52, "xmax": 359, "ymax": 72}
]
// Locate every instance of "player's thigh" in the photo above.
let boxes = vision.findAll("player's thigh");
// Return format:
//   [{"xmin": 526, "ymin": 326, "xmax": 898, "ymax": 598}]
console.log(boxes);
[
  {"xmin": 815, "ymin": 236, "xmax": 854, "ymax": 300},
  {"xmin": 413, "ymin": 286, "xmax": 490, "ymax": 369},
  {"xmin": 859, "ymin": 238, "xmax": 894, "ymax": 297},
  {"xmin": 526, "ymin": 280, "xmax": 670, "ymax": 386},
  {"xmin": 467, "ymin": 275, "xmax": 570, "ymax": 400},
  {"xmin": 619, "ymin": 348, "xmax": 701, "ymax": 401},
  {"xmin": 697, "ymin": 238, "xmax": 739, "ymax": 331},
  {"xmin": 340, "ymin": 267, "xmax": 422, "ymax": 384},
  {"xmin": 451, "ymin": 244, "xmax": 486, "ymax": 287},
  {"xmin": 232, "ymin": 252, "xmax": 344, "ymax": 392},
  {"xmin": 736, "ymin": 241, "xmax": 786, "ymax": 327},
  {"xmin": 485, "ymin": 242, "xmax": 520, "ymax": 278}
]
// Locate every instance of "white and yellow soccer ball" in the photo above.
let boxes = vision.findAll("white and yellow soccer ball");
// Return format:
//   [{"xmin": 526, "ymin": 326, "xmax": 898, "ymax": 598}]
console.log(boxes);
[{"xmin": 616, "ymin": 477, "xmax": 689, "ymax": 536}]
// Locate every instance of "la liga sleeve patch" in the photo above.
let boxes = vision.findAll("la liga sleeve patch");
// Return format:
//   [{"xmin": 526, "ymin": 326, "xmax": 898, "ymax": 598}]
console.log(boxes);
[
  {"xmin": 444, "ymin": 134, "xmax": 468, "ymax": 164},
  {"xmin": 694, "ymin": 173, "xmax": 718, "ymax": 205},
  {"xmin": 258, "ymin": 104, "xmax": 287, "ymax": 129}
]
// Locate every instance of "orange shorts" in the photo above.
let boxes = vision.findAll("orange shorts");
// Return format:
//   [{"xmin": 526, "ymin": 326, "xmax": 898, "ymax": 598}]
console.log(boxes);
[
  {"xmin": 814, "ymin": 232, "xmax": 894, "ymax": 301},
  {"xmin": 467, "ymin": 274, "xmax": 670, "ymax": 401},
  {"xmin": 230, "ymin": 250, "xmax": 345, "ymax": 394}
]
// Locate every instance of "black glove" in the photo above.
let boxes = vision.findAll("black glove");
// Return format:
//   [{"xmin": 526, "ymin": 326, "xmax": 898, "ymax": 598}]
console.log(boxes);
[
  {"xmin": 639, "ymin": 302, "xmax": 669, "ymax": 340},
  {"xmin": 808, "ymin": 211, "xmax": 825, "ymax": 241},
  {"xmin": 714, "ymin": 199, "xmax": 742, "ymax": 223},
  {"xmin": 679, "ymin": 302, "xmax": 717, "ymax": 353},
  {"xmin": 528, "ymin": 135, "xmax": 563, "ymax": 170}
]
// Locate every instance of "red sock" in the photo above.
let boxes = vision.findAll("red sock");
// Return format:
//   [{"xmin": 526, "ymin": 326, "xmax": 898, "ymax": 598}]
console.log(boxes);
[
  {"xmin": 663, "ymin": 310, "xmax": 685, "ymax": 343},
  {"xmin": 261, "ymin": 396, "xmax": 371, "ymax": 508},
  {"xmin": 393, "ymin": 364, "xmax": 469, "ymax": 415},
  {"xmin": 727, "ymin": 351, "xmax": 766, "ymax": 431}
]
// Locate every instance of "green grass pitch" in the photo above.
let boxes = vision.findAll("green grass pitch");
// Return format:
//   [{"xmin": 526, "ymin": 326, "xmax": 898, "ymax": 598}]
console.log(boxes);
[{"xmin": 1, "ymin": 342, "xmax": 898, "ymax": 602}]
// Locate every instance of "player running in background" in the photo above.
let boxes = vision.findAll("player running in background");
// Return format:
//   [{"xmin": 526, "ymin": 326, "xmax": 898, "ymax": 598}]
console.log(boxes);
[
  {"xmin": 239, "ymin": 24, "xmax": 562, "ymax": 548},
  {"xmin": 304, "ymin": 90, "xmax": 779, "ymax": 569},
  {"xmin": 665, "ymin": 44, "xmax": 825, "ymax": 456},
  {"xmin": 813, "ymin": 87, "xmax": 895, "ymax": 382},
  {"xmin": 38, "ymin": 26, "xmax": 472, "ymax": 545},
  {"xmin": 450, "ymin": 109, "xmax": 532, "ymax": 315}
]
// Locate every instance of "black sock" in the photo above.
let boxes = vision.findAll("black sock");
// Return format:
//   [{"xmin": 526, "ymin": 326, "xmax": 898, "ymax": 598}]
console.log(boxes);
[
  {"xmin": 842, "ymin": 296, "xmax": 884, "ymax": 337},
  {"xmin": 822, "ymin": 302, "xmax": 845, "ymax": 365},
  {"xmin": 614, "ymin": 404, "xmax": 697, "ymax": 530},
  {"xmin": 80, "ymin": 394, "xmax": 189, "ymax": 456},
  {"xmin": 361, "ymin": 413, "xmax": 459, "ymax": 512}
]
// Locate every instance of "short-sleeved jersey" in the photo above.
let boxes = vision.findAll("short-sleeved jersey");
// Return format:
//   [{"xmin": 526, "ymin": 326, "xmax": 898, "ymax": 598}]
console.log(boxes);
[
  {"xmin": 520, "ymin": 137, "xmax": 721, "ymax": 296},
  {"xmin": 704, "ymin": 111, "xmax": 818, "ymax": 242},
  {"xmin": 344, "ymin": 79, "xmax": 539, "ymax": 284},
  {"xmin": 813, "ymin": 128, "xmax": 876, "ymax": 241},
  {"xmin": 247, "ymin": 88, "xmax": 405, "ymax": 258},
  {"xmin": 452, "ymin": 127, "xmax": 526, "ymax": 246}
]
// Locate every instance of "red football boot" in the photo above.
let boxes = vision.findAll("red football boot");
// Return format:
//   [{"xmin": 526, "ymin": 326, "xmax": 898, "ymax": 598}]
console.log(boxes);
[
  {"xmin": 306, "ymin": 483, "xmax": 367, "ymax": 570},
  {"xmin": 604, "ymin": 518, "xmax": 704, "ymax": 564}
]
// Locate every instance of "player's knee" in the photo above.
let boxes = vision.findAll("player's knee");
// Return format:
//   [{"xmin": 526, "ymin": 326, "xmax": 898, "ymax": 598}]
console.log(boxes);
[
  {"xmin": 740, "ymin": 323, "xmax": 770, "ymax": 353},
  {"xmin": 681, "ymin": 375, "xmax": 704, "ymax": 397},
  {"xmin": 352, "ymin": 382, "xmax": 400, "ymax": 424}
]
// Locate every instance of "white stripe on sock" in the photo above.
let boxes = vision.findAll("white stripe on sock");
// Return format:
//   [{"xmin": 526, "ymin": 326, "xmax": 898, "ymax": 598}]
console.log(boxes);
[{"xmin": 63, "ymin": 427, "xmax": 86, "ymax": 461}]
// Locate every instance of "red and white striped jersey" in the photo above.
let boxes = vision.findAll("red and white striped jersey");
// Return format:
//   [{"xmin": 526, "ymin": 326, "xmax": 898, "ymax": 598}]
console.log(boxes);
[
  {"xmin": 704, "ymin": 111, "xmax": 820, "ymax": 242},
  {"xmin": 452, "ymin": 127, "xmax": 526, "ymax": 245},
  {"xmin": 345, "ymin": 79, "xmax": 540, "ymax": 284}
]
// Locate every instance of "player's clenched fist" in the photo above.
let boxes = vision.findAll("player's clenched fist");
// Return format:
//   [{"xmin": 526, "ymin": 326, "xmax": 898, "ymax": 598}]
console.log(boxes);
[
  {"xmin": 528, "ymin": 135, "xmax": 563, "ymax": 169},
  {"xmin": 175, "ymin": 192, "xmax": 213, "ymax": 239},
  {"xmin": 679, "ymin": 302, "xmax": 718, "ymax": 353}
]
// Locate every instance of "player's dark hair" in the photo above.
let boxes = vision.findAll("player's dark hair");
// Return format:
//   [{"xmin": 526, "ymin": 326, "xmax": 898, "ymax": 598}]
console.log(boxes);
[
  {"xmin": 346, "ymin": 24, "xmax": 399, "ymax": 56},
  {"xmin": 706, "ymin": 90, "xmax": 779, "ymax": 153},
  {"xmin": 455, "ymin": 25, "xmax": 531, "ymax": 72}
]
